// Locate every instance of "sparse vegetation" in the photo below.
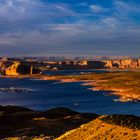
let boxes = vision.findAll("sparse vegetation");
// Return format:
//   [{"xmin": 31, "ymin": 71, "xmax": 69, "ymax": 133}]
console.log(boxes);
[{"xmin": 100, "ymin": 115, "xmax": 140, "ymax": 130}]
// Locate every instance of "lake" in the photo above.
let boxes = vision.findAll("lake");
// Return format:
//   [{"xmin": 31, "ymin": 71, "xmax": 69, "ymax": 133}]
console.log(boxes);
[{"xmin": 0, "ymin": 69, "xmax": 139, "ymax": 115}]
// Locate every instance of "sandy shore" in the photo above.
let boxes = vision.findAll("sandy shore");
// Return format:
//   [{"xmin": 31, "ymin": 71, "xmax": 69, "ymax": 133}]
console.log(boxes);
[
  {"xmin": 42, "ymin": 77, "xmax": 80, "ymax": 83},
  {"xmin": 0, "ymin": 74, "xmax": 44, "ymax": 79}
]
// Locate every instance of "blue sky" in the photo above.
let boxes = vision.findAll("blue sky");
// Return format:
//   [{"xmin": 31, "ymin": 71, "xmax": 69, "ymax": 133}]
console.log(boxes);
[{"xmin": 0, "ymin": 0, "xmax": 140, "ymax": 56}]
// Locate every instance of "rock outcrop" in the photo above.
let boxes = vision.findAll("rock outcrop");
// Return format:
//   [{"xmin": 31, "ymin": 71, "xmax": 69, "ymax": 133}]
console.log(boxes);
[
  {"xmin": 5, "ymin": 61, "xmax": 41, "ymax": 76},
  {"xmin": 1, "ymin": 59, "xmax": 140, "ymax": 73},
  {"xmin": 0, "ymin": 106, "xmax": 140, "ymax": 140},
  {"xmin": 56, "ymin": 115, "xmax": 140, "ymax": 140},
  {"xmin": 0, "ymin": 106, "xmax": 98, "ymax": 139},
  {"xmin": 5, "ymin": 62, "xmax": 20, "ymax": 76},
  {"xmin": 77, "ymin": 59, "xmax": 140, "ymax": 69},
  {"xmin": 104, "ymin": 59, "xmax": 140, "ymax": 69}
]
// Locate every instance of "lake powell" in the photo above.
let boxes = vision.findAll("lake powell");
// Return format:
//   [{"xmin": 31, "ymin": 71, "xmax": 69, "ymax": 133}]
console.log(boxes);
[{"xmin": 0, "ymin": 74, "xmax": 140, "ymax": 116}]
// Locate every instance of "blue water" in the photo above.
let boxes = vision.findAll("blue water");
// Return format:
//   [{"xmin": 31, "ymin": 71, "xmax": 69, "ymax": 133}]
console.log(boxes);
[
  {"xmin": 43, "ymin": 69, "xmax": 109, "ymax": 75},
  {"xmin": 0, "ymin": 70, "xmax": 139, "ymax": 115}
]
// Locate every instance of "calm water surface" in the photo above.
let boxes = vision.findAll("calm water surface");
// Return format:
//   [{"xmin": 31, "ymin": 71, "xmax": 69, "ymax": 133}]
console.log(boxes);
[{"xmin": 0, "ymin": 70, "xmax": 139, "ymax": 115}]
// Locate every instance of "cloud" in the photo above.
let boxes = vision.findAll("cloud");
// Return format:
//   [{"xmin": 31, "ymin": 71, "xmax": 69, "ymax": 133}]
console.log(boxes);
[
  {"xmin": 101, "ymin": 17, "xmax": 120, "ymax": 27},
  {"xmin": 0, "ymin": 0, "xmax": 139, "ymax": 56},
  {"xmin": 104, "ymin": 1, "xmax": 140, "ymax": 27},
  {"xmin": 0, "ymin": 0, "xmax": 40, "ymax": 21},
  {"xmin": 90, "ymin": 5, "xmax": 107, "ymax": 13},
  {"xmin": 0, "ymin": 0, "xmax": 75, "ymax": 23},
  {"xmin": 114, "ymin": 0, "xmax": 140, "ymax": 14},
  {"xmin": 0, "ymin": 22, "xmax": 140, "ymax": 56},
  {"xmin": 0, "ymin": 0, "xmax": 78, "ymax": 34},
  {"xmin": 115, "ymin": 1, "xmax": 140, "ymax": 10}
]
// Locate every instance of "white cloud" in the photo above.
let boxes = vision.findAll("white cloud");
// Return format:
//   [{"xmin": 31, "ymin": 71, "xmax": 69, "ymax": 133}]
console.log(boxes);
[
  {"xmin": 90, "ymin": 5, "xmax": 107, "ymax": 13},
  {"xmin": 102, "ymin": 17, "xmax": 120, "ymax": 27},
  {"xmin": 0, "ymin": 0, "xmax": 139, "ymax": 56},
  {"xmin": 114, "ymin": 0, "xmax": 140, "ymax": 14},
  {"xmin": 0, "ymin": 0, "xmax": 75, "ymax": 22},
  {"xmin": 0, "ymin": 22, "xmax": 140, "ymax": 56},
  {"xmin": 0, "ymin": 0, "xmax": 42, "ymax": 21}
]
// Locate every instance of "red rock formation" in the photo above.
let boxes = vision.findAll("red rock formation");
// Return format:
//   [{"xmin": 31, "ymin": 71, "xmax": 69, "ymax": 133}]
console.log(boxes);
[
  {"xmin": 5, "ymin": 61, "xmax": 41, "ymax": 76},
  {"xmin": 104, "ymin": 59, "xmax": 140, "ymax": 69}
]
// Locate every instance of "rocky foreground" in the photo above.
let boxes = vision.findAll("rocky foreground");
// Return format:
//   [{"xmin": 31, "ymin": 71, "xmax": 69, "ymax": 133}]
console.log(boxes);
[
  {"xmin": 0, "ymin": 105, "xmax": 98, "ymax": 139},
  {"xmin": 57, "ymin": 115, "xmax": 140, "ymax": 140},
  {"xmin": 0, "ymin": 106, "xmax": 140, "ymax": 140}
]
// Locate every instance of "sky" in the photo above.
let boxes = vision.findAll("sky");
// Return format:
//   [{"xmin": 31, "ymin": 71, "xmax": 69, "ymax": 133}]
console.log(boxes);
[{"xmin": 0, "ymin": 0, "xmax": 140, "ymax": 57}]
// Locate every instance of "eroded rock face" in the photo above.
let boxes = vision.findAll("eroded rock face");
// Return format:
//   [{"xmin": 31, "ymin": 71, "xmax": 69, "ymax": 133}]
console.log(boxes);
[
  {"xmin": 5, "ymin": 62, "xmax": 20, "ymax": 76},
  {"xmin": 1, "ymin": 59, "xmax": 140, "ymax": 74},
  {"xmin": 5, "ymin": 61, "xmax": 41, "ymax": 76},
  {"xmin": 104, "ymin": 59, "xmax": 140, "ymax": 69},
  {"xmin": 78, "ymin": 59, "xmax": 140, "ymax": 69}
]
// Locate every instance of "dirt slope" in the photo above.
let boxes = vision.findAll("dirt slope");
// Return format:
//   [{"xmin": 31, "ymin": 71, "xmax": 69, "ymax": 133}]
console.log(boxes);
[{"xmin": 56, "ymin": 115, "xmax": 140, "ymax": 140}]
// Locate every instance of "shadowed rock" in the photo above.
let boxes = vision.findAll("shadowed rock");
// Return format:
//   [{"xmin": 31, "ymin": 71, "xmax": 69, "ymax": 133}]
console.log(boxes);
[
  {"xmin": 0, "ymin": 106, "xmax": 98, "ymax": 139},
  {"xmin": 44, "ymin": 107, "xmax": 79, "ymax": 119}
]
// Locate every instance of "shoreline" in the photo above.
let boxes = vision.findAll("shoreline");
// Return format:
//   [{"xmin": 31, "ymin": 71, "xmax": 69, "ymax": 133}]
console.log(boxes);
[
  {"xmin": 42, "ymin": 77, "xmax": 140, "ymax": 103},
  {"xmin": 0, "ymin": 74, "xmax": 45, "ymax": 79},
  {"xmin": 41, "ymin": 75, "xmax": 140, "ymax": 102},
  {"xmin": 0, "ymin": 73, "xmax": 140, "ymax": 102},
  {"xmin": 60, "ymin": 79, "xmax": 140, "ymax": 102},
  {"xmin": 83, "ymin": 81, "xmax": 140, "ymax": 102}
]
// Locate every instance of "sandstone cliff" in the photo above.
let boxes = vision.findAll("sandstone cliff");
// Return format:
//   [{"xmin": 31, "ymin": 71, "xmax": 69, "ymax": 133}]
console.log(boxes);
[
  {"xmin": 5, "ymin": 62, "xmax": 20, "ymax": 76},
  {"xmin": 104, "ymin": 59, "xmax": 140, "ymax": 69},
  {"xmin": 1, "ymin": 59, "xmax": 140, "ymax": 74},
  {"xmin": 5, "ymin": 61, "xmax": 41, "ymax": 76}
]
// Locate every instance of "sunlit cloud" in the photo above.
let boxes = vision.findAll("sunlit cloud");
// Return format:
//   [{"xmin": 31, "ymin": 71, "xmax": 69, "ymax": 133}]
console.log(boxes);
[{"xmin": 0, "ymin": 0, "xmax": 139, "ymax": 56}]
